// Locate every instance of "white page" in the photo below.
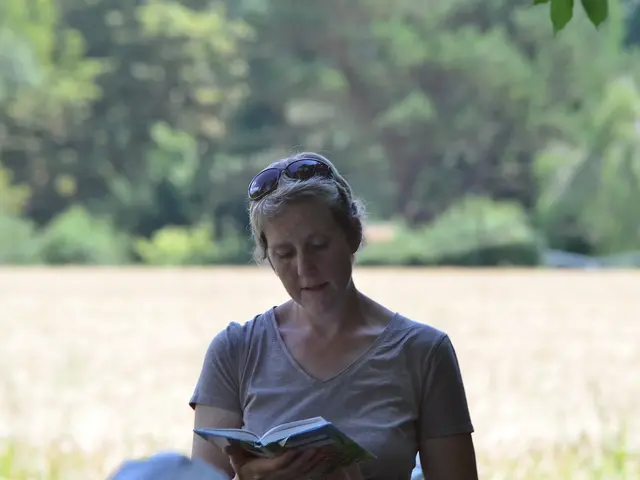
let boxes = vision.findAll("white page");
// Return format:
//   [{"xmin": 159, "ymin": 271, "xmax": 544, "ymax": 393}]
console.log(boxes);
[{"xmin": 260, "ymin": 417, "xmax": 329, "ymax": 445}]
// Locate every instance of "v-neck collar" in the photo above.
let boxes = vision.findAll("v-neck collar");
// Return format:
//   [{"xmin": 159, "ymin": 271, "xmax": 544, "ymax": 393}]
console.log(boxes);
[{"xmin": 266, "ymin": 306, "xmax": 400, "ymax": 385}]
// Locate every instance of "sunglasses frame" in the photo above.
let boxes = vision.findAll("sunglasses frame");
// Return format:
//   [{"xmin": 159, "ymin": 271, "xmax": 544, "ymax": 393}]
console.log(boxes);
[{"xmin": 247, "ymin": 158, "xmax": 334, "ymax": 201}]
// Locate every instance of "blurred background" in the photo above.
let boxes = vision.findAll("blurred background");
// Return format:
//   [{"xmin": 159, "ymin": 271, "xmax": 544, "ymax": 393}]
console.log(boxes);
[{"xmin": 0, "ymin": 0, "xmax": 639, "ymax": 479}]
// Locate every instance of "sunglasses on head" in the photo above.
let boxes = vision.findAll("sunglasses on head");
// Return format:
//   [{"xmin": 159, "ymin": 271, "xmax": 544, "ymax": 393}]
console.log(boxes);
[{"xmin": 247, "ymin": 158, "xmax": 334, "ymax": 201}]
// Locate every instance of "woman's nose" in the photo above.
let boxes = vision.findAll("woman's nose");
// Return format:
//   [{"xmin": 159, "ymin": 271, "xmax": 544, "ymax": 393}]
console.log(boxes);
[{"xmin": 296, "ymin": 252, "xmax": 317, "ymax": 277}]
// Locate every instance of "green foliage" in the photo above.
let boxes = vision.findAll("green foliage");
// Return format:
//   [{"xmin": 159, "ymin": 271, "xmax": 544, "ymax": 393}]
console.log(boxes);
[
  {"xmin": 0, "ymin": 0, "xmax": 637, "ymax": 266},
  {"xmin": 134, "ymin": 221, "xmax": 252, "ymax": 266},
  {"xmin": 533, "ymin": 0, "xmax": 609, "ymax": 32},
  {"xmin": 134, "ymin": 223, "xmax": 217, "ymax": 266},
  {"xmin": 358, "ymin": 197, "xmax": 542, "ymax": 266},
  {"xmin": 422, "ymin": 196, "xmax": 543, "ymax": 262},
  {"xmin": 0, "ymin": 163, "xmax": 40, "ymax": 264},
  {"xmin": 0, "ymin": 213, "xmax": 42, "ymax": 265},
  {"xmin": 581, "ymin": 0, "xmax": 610, "ymax": 26},
  {"xmin": 551, "ymin": 0, "xmax": 575, "ymax": 32},
  {"xmin": 534, "ymin": 76, "xmax": 640, "ymax": 254},
  {"xmin": 0, "ymin": 0, "xmax": 104, "ymax": 120},
  {"xmin": 38, "ymin": 206, "xmax": 131, "ymax": 265},
  {"xmin": 0, "ymin": 163, "xmax": 30, "ymax": 214}
]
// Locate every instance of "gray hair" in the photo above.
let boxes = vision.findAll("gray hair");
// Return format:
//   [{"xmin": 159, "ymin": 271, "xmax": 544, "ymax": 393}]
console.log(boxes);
[{"xmin": 247, "ymin": 152, "xmax": 367, "ymax": 264}]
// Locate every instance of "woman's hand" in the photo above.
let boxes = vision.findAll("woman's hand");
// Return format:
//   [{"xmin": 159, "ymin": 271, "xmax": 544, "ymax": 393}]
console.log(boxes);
[
  {"xmin": 225, "ymin": 445, "xmax": 329, "ymax": 480},
  {"xmin": 325, "ymin": 463, "xmax": 363, "ymax": 480}
]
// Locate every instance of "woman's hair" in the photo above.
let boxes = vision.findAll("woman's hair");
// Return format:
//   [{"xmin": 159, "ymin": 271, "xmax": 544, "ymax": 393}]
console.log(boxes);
[{"xmin": 247, "ymin": 151, "xmax": 367, "ymax": 264}]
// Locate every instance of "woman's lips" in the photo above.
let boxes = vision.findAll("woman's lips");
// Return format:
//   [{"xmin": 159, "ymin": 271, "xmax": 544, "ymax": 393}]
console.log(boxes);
[{"xmin": 302, "ymin": 283, "xmax": 328, "ymax": 291}]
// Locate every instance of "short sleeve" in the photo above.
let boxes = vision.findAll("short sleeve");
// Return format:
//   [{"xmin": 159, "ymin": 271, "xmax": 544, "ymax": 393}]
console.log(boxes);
[
  {"xmin": 419, "ymin": 334, "xmax": 474, "ymax": 441},
  {"xmin": 189, "ymin": 322, "xmax": 245, "ymax": 414}
]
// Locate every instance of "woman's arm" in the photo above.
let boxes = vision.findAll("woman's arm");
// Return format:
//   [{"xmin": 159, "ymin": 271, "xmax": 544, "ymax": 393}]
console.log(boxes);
[
  {"xmin": 418, "ymin": 334, "xmax": 478, "ymax": 479},
  {"xmin": 420, "ymin": 433, "xmax": 478, "ymax": 480},
  {"xmin": 189, "ymin": 323, "xmax": 247, "ymax": 477},
  {"xmin": 191, "ymin": 404, "xmax": 243, "ymax": 479}
]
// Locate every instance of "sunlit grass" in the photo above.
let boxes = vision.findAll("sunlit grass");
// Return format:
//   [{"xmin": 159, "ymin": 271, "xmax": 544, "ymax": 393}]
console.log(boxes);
[
  {"xmin": 2, "ymin": 430, "xmax": 638, "ymax": 480},
  {"xmin": 1, "ymin": 268, "xmax": 638, "ymax": 479},
  {"xmin": 479, "ymin": 423, "xmax": 640, "ymax": 479},
  {"xmin": 0, "ymin": 435, "xmax": 166, "ymax": 480},
  {"xmin": 0, "ymin": 440, "xmax": 93, "ymax": 480}
]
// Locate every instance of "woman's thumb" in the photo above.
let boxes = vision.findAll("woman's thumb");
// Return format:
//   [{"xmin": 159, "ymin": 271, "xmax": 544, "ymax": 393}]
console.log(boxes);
[{"xmin": 223, "ymin": 444, "xmax": 249, "ymax": 462}]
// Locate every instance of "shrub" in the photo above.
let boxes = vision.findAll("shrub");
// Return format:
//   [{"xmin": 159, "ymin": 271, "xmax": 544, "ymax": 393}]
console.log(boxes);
[
  {"xmin": 357, "ymin": 196, "xmax": 543, "ymax": 266},
  {"xmin": 0, "ymin": 212, "xmax": 43, "ymax": 265},
  {"xmin": 134, "ymin": 220, "xmax": 253, "ymax": 266},
  {"xmin": 134, "ymin": 223, "xmax": 217, "ymax": 266},
  {"xmin": 38, "ymin": 206, "xmax": 132, "ymax": 265}
]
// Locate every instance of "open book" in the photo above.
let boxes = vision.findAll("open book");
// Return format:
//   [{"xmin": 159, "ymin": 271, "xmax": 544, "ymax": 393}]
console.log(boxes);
[{"xmin": 194, "ymin": 416, "xmax": 375, "ymax": 476}]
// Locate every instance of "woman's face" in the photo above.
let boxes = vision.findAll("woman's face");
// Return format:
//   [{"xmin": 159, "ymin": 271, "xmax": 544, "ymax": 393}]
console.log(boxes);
[{"xmin": 262, "ymin": 198, "xmax": 355, "ymax": 317}]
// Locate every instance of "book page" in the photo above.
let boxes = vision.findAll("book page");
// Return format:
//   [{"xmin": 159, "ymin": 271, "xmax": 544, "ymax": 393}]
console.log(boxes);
[{"xmin": 260, "ymin": 417, "xmax": 329, "ymax": 444}]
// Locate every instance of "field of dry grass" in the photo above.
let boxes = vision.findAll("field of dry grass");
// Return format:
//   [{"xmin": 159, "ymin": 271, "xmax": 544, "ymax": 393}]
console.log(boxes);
[{"xmin": 1, "ymin": 267, "xmax": 639, "ymax": 479}]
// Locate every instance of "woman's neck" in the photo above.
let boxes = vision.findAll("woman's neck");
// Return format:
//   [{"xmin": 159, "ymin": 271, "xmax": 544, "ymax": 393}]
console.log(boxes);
[{"xmin": 290, "ymin": 287, "xmax": 381, "ymax": 337}]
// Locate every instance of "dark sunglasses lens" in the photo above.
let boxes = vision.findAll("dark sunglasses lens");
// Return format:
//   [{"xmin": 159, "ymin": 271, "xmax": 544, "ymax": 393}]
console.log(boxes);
[
  {"xmin": 286, "ymin": 159, "xmax": 331, "ymax": 180},
  {"xmin": 249, "ymin": 169, "xmax": 280, "ymax": 199}
]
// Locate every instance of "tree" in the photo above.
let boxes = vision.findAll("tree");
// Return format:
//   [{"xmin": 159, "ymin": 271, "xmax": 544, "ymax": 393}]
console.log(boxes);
[
  {"xmin": 0, "ymin": 0, "xmax": 251, "ymax": 235},
  {"xmin": 534, "ymin": 76, "xmax": 640, "ymax": 254},
  {"xmin": 230, "ymin": 0, "xmax": 628, "ymax": 225}
]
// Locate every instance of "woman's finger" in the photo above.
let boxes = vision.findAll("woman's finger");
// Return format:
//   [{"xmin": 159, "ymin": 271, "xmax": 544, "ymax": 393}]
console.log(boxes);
[
  {"xmin": 296, "ymin": 449, "xmax": 330, "ymax": 478},
  {"xmin": 224, "ymin": 444, "xmax": 249, "ymax": 460},
  {"xmin": 241, "ymin": 450, "xmax": 300, "ymax": 479},
  {"xmin": 332, "ymin": 463, "xmax": 364, "ymax": 480},
  {"xmin": 271, "ymin": 448, "xmax": 319, "ymax": 480}
]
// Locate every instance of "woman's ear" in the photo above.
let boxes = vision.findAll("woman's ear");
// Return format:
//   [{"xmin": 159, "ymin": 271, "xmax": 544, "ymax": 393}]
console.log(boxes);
[
  {"xmin": 348, "ymin": 217, "xmax": 363, "ymax": 255},
  {"xmin": 260, "ymin": 233, "xmax": 277, "ymax": 274}
]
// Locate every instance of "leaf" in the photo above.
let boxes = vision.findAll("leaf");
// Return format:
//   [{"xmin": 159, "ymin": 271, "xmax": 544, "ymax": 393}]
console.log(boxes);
[
  {"xmin": 551, "ymin": 0, "xmax": 574, "ymax": 33},
  {"xmin": 580, "ymin": 0, "xmax": 608, "ymax": 27},
  {"xmin": 533, "ymin": 0, "xmax": 550, "ymax": 4}
]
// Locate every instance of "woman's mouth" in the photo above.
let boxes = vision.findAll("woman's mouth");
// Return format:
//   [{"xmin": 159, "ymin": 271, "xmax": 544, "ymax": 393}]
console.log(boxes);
[{"xmin": 302, "ymin": 283, "xmax": 328, "ymax": 292}]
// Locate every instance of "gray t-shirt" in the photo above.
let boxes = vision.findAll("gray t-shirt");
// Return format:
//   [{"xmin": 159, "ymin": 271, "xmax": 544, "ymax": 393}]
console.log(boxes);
[{"xmin": 189, "ymin": 307, "xmax": 474, "ymax": 480}]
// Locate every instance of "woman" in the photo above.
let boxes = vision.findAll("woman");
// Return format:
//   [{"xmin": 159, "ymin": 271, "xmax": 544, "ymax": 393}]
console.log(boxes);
[{"xmin": 189, "ymin": 152, "xmax": 478, "ymax": 480}]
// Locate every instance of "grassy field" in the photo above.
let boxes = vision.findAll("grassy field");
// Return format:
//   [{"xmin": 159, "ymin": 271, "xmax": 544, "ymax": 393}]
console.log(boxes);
[{"xmin": 0, "ymin": 267, "xmax": 638, "ymax": 479}]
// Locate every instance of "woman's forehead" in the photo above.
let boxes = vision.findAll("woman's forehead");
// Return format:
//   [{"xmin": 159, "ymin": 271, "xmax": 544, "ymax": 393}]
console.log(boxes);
[
  {"xmin": 264, "ymin": 205, "xmax": 337, "ymax": 241},
  {"xmin": 268, "ymin": 198, "xmax": 331, "ymax": 223}
]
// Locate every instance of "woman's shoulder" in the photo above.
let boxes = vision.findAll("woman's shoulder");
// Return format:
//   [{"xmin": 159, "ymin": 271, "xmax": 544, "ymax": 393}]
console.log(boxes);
[
  {"xmin": 388, "ymin": 313, "xmax": 456, "ymax": 361},
  {"xmin": 392, "ymin": 313, "xmax": 449, "ymax": 343},
  {"xmin": 205, "ymin": 306, "xmax": 275, "ymax": 352},
  {"xmin": 389, "ymin": 314, "xmax": 467, "ymax": 392}
]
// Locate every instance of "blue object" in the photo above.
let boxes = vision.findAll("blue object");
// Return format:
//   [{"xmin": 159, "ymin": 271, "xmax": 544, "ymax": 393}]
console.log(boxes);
[
  {"xmin": 107, "ymin": 451, "xmax": 229, "ymax": 480},
  {"xmin": 411, "ymin": 453, "xmax": 424, "ymax": 480}
]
